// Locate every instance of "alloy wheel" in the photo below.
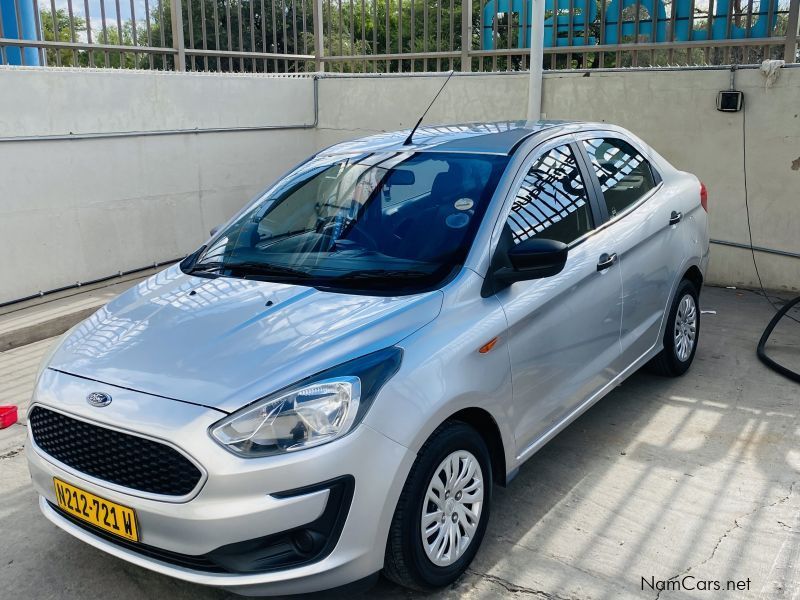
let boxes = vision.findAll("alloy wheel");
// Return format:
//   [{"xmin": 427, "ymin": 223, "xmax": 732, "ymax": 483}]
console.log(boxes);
[{"xmin": 674, "ymin": 293, "xmax": 697, "ymax": 362}]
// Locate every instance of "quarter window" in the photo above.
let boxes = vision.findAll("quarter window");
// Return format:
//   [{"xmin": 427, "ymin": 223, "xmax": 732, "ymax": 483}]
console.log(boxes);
[
  {"xmin": 582, "ymin": 138, "xmax": 656, "ymax": 218},
  {"xmin": 506, "ymin": 144, "xmax": 593, "ymax": 246}
]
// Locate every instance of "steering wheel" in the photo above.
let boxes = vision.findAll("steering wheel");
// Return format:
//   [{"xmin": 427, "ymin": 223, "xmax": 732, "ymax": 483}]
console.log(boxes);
[
  {"xmin": 394, "ymin": 205, "xmax": 439, "ymax": 239},
  {"xmin": 340, "ymin": 224, "xmax": 380, "ymax": 252}
]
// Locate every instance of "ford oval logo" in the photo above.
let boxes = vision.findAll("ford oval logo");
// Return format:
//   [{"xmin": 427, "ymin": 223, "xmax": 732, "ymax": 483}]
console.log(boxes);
[{"xmin": 86, "ymin": 392, "xmax": 112, "ymax": 407}]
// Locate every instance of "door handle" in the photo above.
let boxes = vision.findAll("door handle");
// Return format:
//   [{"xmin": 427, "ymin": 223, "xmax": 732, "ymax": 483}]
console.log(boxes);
[
  {"xmin": 669, "ymin": 210, "xmax": 683, "ymax": 225},
  {"xmin": 597, "ymin": 252, "xmax": 618, "ymax": 271}
]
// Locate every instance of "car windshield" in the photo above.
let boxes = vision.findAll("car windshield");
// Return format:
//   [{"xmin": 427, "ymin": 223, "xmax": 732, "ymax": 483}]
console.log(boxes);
[{"xmin": 185, "ymin": 151, "xmax": 509, "ymax": 294}]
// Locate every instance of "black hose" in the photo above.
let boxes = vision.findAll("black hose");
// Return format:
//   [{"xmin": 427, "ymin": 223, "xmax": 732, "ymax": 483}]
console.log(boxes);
[
  {"xmin": 756, "ymin": 294, "xmax": 800, "ymax": 384},
  {"xmin": 738, "ymin": 81, "xmax": 799, "ymax": 385}
]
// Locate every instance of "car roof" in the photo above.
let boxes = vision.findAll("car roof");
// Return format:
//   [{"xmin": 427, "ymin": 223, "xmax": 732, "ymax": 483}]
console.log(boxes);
[{"xmin": 317, "ymin": 120, "xmax": 588, "ymax": 157}]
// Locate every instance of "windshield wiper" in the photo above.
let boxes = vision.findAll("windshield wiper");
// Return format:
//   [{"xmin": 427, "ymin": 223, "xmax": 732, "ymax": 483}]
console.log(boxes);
[
  {"xmin": 186, "ymin": 261, "xmax": 224, "ymax": 276},
  {"xmin": 187, "ymin": 260, "xmax": 312, "ymax": 280},
  {"xmin": 330, "ymin": 269, "xmax": 432, "ymax": 281},
  {"xmin": 225, "ymin": 261, "xmax": 313, "ymax": 280}
]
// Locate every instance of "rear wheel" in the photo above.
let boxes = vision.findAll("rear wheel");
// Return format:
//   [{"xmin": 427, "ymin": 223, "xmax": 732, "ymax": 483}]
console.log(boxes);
[
  {"xmin": 648, "ymin": 279, "xmax": 700, "ymax": 377},
  {"xmin": 383, "ymin": 422, "xmax": 492, "ymax": 591}
]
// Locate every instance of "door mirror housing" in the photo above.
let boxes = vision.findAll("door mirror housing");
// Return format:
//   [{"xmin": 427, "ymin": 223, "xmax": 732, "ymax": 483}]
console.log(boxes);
[
  {"xmin": 483, "ymin": 238, "xmax": 568, "ymax": 296},
  {"xmin": 506, "ymin": 238, "xmax": 568, "ymax": 278}
]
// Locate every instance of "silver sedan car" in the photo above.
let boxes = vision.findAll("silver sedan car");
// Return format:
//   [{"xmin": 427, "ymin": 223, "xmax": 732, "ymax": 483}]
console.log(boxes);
[{"xmin": 27, "ymin": 121, "xmax": 709, "ymax": 595}]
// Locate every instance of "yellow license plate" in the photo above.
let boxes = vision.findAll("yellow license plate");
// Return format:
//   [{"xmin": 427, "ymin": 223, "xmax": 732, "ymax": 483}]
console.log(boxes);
[{"xmin": 54, "ymin": 478, "xmax": 139, "ymax": 542}]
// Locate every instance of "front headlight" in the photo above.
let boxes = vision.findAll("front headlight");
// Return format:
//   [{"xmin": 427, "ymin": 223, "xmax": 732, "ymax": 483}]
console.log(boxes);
[
  {"xmin": 211, "ymin": 377, "xmax": 360, "ymax": 456},
  {"xmin": 210, "ymin": 346, "xmax": 402, "ymax": 457}
]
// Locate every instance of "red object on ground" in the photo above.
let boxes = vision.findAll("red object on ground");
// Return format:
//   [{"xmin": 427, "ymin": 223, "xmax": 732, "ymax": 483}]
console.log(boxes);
[{"xmin": 0, "ymin": 406, "xmax": 18, "ymax": 429}]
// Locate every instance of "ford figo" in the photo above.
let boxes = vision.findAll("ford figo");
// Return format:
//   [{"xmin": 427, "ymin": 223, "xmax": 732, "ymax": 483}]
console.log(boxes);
[{"xmin": 27, "ymin": 121, "xmax": 709, "ymax": 595}]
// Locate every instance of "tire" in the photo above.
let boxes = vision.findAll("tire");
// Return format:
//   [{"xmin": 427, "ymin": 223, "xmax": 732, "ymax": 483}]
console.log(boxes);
[
  {"xmin": 383, "ymin": 421, "xmax": 492, "ymax": 591},
  {"xmin": 647, "ymin": 279, "xmax": 700, "ymax": 377}
]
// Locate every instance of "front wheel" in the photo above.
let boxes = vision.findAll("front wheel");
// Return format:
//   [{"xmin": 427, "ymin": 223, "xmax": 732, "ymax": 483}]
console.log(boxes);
[
  {"xmin": 648, "ymin": 279, "xmax": 700, "ymax": 377},
  {"xmin": 383, "ymin": 421, "xmax": 492, "ymax": 591}
]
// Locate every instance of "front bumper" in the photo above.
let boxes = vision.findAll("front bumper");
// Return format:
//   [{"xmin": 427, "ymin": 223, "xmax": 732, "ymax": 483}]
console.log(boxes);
[{"xmin": 27, "ymin": 369, "xmax": 414, "ymax": 596}]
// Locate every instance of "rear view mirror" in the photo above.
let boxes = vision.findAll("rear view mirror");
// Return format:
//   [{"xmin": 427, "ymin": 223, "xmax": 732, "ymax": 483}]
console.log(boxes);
[{"xmin": 386, "ymin": 169, "xmax": 415, "ymax": 186}]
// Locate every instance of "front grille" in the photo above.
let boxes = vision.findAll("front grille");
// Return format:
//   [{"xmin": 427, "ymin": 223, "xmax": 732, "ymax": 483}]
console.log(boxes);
[{"xmin": 30, "ymin": 406, "xmax": 202, "ymax": 497}]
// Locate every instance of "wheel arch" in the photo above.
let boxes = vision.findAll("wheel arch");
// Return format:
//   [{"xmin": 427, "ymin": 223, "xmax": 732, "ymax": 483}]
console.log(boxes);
[
  {"xmin": 441, "ymin": 407, "xmax": 509, "ymax": 487},
  {"xmin": 683, "ymin": 265, "xmax": 704, "ymax": 294},
  {"xmin": 656, "ymin": 259, "xmax": 704, "ymax": 344}
]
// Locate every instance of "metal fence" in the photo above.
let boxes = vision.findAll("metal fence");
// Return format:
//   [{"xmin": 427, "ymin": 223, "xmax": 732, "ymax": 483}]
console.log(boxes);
[
  {"xmin": 0, "ymin": 0, "xmax": 315, "ymax": 70},
  {"xmin": 0, "ymin": 0, "xmax": 797, "ymax": 71}
]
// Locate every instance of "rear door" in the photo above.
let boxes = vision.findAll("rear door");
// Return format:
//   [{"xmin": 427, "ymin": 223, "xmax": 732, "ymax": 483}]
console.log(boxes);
[
  {"xmin": 575, "ymin": 132, "xmax": 688, "ymax": 367},
  {"xmin": 491, "ymin": 137, "xmax": 624, "ymax": 459}
]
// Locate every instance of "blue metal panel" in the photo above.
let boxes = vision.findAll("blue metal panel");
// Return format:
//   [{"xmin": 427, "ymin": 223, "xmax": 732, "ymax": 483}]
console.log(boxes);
[
  {"xmin": 480, "ymin": 0, "xmax": 780, "ymax": 49},
  {"xmin": 1, "ymin": 0, "xmax": 41, "ymax": 65},
  {"xmin": 482, "ymin": 0, "xmax": 597, "ymax": 49},
  {"xmin": 603, "ymin": 0, "xmax": 668, "ymax": 44}
]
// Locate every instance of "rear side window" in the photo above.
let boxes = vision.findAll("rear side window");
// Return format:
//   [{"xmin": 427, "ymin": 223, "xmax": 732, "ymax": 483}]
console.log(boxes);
[
  {"xmin": 506, "ymin": 144, "xmax": 594, "ymax": 246},
  {"xmin": 582, "ymin": 138, "xmax": 656, "ymax": 218}
]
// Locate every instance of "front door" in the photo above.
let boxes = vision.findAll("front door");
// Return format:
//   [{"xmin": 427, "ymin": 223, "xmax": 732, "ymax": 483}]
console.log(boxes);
[{"xmin": 491, "ymin": 140, "xmax": 624, "ymax": 459}]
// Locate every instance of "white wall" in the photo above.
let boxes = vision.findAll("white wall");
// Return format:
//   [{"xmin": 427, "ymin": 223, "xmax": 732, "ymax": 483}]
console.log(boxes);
[
  {"xmin": 0, "ymin": 69, "xmax": 317, "ymax": 304},
  {"xmin": 315, "ymin": 69, "xmax": 800, "ymax": 292},
  {"xmin": 1, "ymin": 66, "xmax": 798, "ymax": 304}
]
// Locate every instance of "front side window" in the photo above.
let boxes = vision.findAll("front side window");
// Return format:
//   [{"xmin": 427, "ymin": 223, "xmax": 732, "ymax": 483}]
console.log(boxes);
[
  {"xmin": 505, "ymin": 144, "xmax": 593, "ymax": 246},
  {"xmin": 185, "ymin": 151, "xmax": 509, "ymax": 294},
  {"xmin": 582, "ymin": 138, "xmax": 656, "ymax": 218}
]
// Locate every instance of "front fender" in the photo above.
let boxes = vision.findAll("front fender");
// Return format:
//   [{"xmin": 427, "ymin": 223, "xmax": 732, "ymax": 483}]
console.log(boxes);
[{"xmin": 363, "ymin": 270, "xmax": 516, "ymax": 480}]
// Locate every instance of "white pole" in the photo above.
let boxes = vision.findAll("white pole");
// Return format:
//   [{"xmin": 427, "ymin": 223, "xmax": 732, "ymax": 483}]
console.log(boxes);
[{"xmin": 527, "ymin": 0, "xmax": 545, "ymax": 121}]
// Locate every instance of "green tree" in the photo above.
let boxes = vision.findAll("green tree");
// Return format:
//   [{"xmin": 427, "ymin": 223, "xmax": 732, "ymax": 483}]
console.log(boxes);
[
  {"xmin": 40, "ymin": 9, "xmax": 86, "ymax": 67},
  {"xmin": 318, "ymin": 0, "xmax": 469, "ymax": 72},
  {"xmin": 142, "ymin": 0, "xmax": 472, "ymax": 73},
  {"xmin": 86, "ymin": 21, "xmax": 140, "ymax": 69},
  {"xmin": 145, "ymin": 0, "xmax": 313, "ymax": 72}
]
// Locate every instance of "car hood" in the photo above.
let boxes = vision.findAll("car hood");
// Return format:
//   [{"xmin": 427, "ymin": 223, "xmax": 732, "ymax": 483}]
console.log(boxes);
[{"xmin": 48, "ymin": 264, "xmax": 443, "ymax": 413}]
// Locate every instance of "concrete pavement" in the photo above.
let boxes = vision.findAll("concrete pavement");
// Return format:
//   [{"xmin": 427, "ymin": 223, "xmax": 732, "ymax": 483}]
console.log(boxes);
[
  {"xmin": 1, "ymin": 286, "xmax": 798, "ymax": 600},
  {"xmin": 0, "ymin": 338, "xmax": 53, "ymax": 455}
]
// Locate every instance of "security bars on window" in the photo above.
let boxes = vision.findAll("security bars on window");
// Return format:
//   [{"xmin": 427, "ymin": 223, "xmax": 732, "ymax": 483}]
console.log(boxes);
[
  {"xmin": 583, "ymin": 138, "xmax": 645, "ymax": 193},
  {"xmin": 507, "ymin": 145, "xmax": 588, "ymax": 245}
]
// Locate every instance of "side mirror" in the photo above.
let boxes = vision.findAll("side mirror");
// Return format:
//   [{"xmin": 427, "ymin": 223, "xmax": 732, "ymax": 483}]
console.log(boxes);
[
  {"xmin": 483, "ymin": 238, "xmax": 568, "ymax": 297},
  {"xmin": 210, "ymin": 225, "xmax": 221, "ymax": 237},
  {"xmin": 505, "ymin": 238, "xmax": 568, "ymax": 280}
]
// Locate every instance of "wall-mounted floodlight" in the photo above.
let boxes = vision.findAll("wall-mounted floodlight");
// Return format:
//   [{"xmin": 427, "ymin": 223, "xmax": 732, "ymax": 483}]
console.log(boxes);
[
  {"xmin": 716, "ymin": 90, "xmax": 744, "ymax": 112},
  {"xmin": 717, "ymin": 65, "xmax": 744, "ymax": 112}
]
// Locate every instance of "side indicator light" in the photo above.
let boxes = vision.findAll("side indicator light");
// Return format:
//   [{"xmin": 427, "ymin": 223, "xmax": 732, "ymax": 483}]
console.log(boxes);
[{"xmin": 479, "ymin": 337, "xmax": 499, "ymax": 354}]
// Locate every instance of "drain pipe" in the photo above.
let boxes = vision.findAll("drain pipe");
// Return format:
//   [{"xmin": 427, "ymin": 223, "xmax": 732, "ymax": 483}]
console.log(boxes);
[{"xmin": 527, "ymin": 0, "xmax": 546, "ymax": 121}]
